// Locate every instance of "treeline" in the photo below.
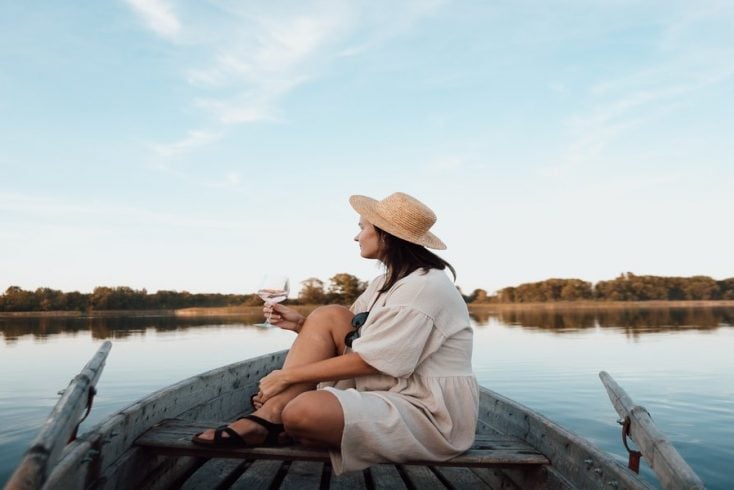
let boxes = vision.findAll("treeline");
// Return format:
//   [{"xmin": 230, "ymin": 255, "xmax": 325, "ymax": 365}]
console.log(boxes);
[
  {"xmin": 0, "ymin": 286, "xmax": 254, "ymax": 312},
  {"xmin": 0, "ymin": 273, "xmax": 368, "ymax": 312},
  {"xmin": 4, "ymin": 272, "xmax": 734, "ymax": 312},
  {"xmin": 469, "ymin": 273, "xmax": 734, "ymax": 303}
]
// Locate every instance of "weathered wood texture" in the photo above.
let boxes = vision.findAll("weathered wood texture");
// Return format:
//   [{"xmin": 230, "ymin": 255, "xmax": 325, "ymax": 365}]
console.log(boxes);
[
  {"xmin": 162, "ymin": 458, "xmax": 526, "ymax": 489},
  {"xmin": 599, "ymin": 371, "xmax": 705, "ymax": 490},
  {"xmin": 134, "ymin": 418, "xmax": 549, "ymax": 467},
  {"xmin": 178, "ymin": 459, "xmax": 245, "ymax": 490},
  {"xmin": 26, "ymin": 347, "xmax": 699, "ymax": 490},
  {"xmin": 5, "ymin": 341, "xmax": 112, "ymax": 490},
  {"xmin": 477, "ymin": 387, "xmax": 654, "ymax": 490},
  {"xmin": 42, "ymin": 350, "xmax": 288, "ymax": 490}
]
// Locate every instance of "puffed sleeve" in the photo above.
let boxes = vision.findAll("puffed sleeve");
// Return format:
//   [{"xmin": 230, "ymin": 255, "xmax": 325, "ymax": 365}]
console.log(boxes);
[
  {"xmin": 350, "ymin": 290, "xmax": 369, "ymax": 314},
  {"xmin": 351, "ymin": 305, "xmax": 442, "ymax": 378}
]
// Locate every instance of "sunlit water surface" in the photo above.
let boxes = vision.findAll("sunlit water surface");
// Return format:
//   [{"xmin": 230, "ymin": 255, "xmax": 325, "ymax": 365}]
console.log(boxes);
[{"xmin": 1, "ymin": 307, "xmax": 733, "ymax": 488}]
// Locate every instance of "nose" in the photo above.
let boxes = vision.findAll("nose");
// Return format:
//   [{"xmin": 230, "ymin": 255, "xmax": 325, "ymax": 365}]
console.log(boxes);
[{"xmin": 354, "ymin": 232, "xmax": 359, "ymax": 242}]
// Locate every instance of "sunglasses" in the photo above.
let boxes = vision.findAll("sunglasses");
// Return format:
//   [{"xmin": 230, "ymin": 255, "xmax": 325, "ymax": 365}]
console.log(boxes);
[{"xmin": 344, "ymin": 311, "xmax": 369, "ymax": 348}]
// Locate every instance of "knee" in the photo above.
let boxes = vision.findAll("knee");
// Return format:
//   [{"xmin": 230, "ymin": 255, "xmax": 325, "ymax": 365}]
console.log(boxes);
[
  {"xmin": 302, "ymin": 305, "xmax": 352, "ymax": 332},
  {"xmin": 281, "ymin": 394, "xmax": 321, "ymax": 435},
  {"xmin": 309, "ymin": 304, "xmax": 352, "ymax": 322}
]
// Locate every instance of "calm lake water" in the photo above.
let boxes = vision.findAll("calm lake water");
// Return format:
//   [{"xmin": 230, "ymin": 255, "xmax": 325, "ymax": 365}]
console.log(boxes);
[{"xmin": 1, "ymin": 307, "xmax": 733, "ymax": 488}]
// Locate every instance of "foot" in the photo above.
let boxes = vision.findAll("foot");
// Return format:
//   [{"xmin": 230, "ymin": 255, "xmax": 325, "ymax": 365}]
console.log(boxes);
[{"xmin": 193, "ymin": 412, "xmax": 287, "ymax": 446}]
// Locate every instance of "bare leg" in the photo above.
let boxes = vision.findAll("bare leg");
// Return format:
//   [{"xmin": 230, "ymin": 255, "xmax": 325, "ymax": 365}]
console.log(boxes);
[
  {"xmin": 195, "ymin": 305, "xmax": 353, "ymax": 444},
  {"xmin": 282, "ymin": 390, "xmax": 345, "ymax": 448}
]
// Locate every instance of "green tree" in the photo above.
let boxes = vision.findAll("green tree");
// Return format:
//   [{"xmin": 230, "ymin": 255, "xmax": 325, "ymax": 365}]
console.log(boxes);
[
  {"xmin": 468, "ymin": 288, "xmax": 491, "ymax": 303},
  {"xmin": 298, "ymin": 277, "xmax": 327, "ymax": 304},
  {"xmin": 242, "ymin": 294, "xmax": 263, "ymax": 306},
  {"xmin": 2, "ymin": 286, "xmax": 37, "ymax": 311},
  {"xmin": 498, "ymin": 286, "xmax": 516, "ymax": 303},
  {"xmin": 718, "ymin": 278, "xmax": 734, "ymax": 300},
  {"xmin": 559, "ymin": 280, "xmax": 593, "ymax": 301},
  {"xmin": 328, "ymin": 273, "xmax": 367, "ymax": 305}
]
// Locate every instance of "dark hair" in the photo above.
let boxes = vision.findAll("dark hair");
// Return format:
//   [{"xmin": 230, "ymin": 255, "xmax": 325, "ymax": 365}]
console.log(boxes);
[{"xmin": 375, "ymin": 226, "xmax": 456, "ymax": 293}]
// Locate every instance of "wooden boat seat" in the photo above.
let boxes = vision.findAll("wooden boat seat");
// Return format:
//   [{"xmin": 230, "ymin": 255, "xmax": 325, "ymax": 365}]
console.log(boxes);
[{"xmin": 134, "ymin": 418, "xmax": 549, "ymax": 468}]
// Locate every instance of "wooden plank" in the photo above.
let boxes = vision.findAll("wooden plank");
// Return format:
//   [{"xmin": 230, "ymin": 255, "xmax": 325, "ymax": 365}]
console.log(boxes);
[
  {"xmin": 469, "ymin": 467, "xmax": 522, "ymax": 489},
  {"xmin": 43, "ymin": 350, "xmax": 288, "ymax": 490},
  {"xmin": 133, "ymin": 455, "xmax": 200, "ymax": 490},
  {"xmin": 599, "ymin": 371, "xmax": 705, "ymax": 490},
  {"xmin": 400, "ymin": 464, "xmax": 446, "ymax": 488},
  {"xmin": 369, "ymin": 464, "xmax": 408, "ymax": 490},
  {"xmin": 477, "ymin": 387, "xmax": 654, "ymax": 489},
  {"xmin": 6, "ymin": 341, "xmax": 112, "ymax": 490},
  {"xmin": 434, "ymin": 466, "xmax": 499, "ymax": 489},
  {"xmin": 40, "ymin": 440, "xmax": 94, "ymax": 490},
  {"xmin": 229, "ymin": 460, "xmax": 284, "ymax": 490},
  {"xmin": 327, "ymin": 467, "xmax": 367, "ymax": 490},
  {"xmin": 280, "ymin": 461, "xmax": 324, "ymax": 490},
  {"xmin": 179, "ymin": 459, "xmax": 245, "ymax": 490},
  {"xmin": 135, "ymin": 418, "xmax": 549, "ymax": 467}
]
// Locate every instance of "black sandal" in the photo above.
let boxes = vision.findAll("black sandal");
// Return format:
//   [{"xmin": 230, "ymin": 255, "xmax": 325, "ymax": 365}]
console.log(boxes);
[{"xmin": 192, "ymin": 414, "xmax": 286, "ymax": 447}]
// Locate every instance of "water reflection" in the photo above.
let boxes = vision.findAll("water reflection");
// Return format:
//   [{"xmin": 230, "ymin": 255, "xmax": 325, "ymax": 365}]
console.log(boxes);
[
  {"xmin": 0, "ymin": 313, "xmax": 265, "ymax": 344},
  {"xmin": 3, "ymin": 307, "xmax": 733, "ymax": 345},
  {"xmin": 469, "ymin": 306, "xmax": 734, "ymax": 333}
]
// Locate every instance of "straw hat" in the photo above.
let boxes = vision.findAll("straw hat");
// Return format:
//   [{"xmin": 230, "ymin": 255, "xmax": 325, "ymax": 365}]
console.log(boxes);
[{"xmin": 349, "ymin": 192, "xmax": 447, "ymax": 250}]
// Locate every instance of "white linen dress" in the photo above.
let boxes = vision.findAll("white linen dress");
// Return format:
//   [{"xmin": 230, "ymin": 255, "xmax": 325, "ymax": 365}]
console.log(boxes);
[{"xmin": 319, "ymin": 268, "xmax": 479, "ymax": 474}]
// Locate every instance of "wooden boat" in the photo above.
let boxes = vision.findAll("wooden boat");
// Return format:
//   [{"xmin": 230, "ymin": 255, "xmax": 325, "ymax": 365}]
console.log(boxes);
[{"xmin": 6, "ymin": 342, "xmax": 704, "ymax": 490}]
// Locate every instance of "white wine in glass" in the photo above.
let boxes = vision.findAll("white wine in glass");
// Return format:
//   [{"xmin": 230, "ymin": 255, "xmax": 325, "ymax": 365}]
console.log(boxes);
[{"xmin": 254, "ymin": 275, "xmax": 290, "ymax": 328}]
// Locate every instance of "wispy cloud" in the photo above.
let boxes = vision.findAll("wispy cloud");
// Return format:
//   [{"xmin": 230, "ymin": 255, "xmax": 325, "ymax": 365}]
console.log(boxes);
[
  {"xmin": 125, "ymin": 0, "xmax": 181, "ymax": 40},
  {"xmin": 124, "ymin": 1, "xmax": 445, "ymax": 166},
  {"xmin": 146, "ymin": 130, "xmax": 247, "ymax": 191},
  {"xmin": 152, "ymin": 129, "xmax": 223, "ymax": 159},
  {"xmin": 542, "ymin": 6, "xmax": 734, "ymax": 178},
  {"xmin": 0, "ymin": 192, "xmax": 244, "ymax": 230}
]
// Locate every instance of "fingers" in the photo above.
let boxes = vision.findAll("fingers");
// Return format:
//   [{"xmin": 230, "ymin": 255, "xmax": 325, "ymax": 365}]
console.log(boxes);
[
  {"xmin": 263, "ymin": 304, "xmax": 283, "ymax": 323},
  {"xmin": 252, "ymin": 391, "xmax": 264, "ymax": 410},
  {"xmin": 258, "ymin": 371, "xmax": 286, "ymax": 402}
]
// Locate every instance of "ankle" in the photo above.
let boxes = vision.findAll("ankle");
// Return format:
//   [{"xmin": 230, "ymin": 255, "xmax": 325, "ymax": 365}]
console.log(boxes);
[{"xmin": 256, "ymin": 402, "xmax": 286, "ymax": 423}]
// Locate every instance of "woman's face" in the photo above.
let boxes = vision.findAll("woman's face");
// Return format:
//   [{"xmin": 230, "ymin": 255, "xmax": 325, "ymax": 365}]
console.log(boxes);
[{"xmin": 354, "ymin": 217, "xmax": 381, "ymax": 259}]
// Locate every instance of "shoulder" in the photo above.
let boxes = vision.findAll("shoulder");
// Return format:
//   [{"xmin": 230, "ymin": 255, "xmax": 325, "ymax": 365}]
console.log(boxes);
[
  {"xmin": 366, "ymin": 274, "xmax": 387, "ymax": 294},
  {"xmin": 390, "ymin": 269, "xmax": 460, "ymax": 304},
  {"xmin": 405, "ymin": 268, "xmax": 454, "ymax": 290},
  {"xmin": 382, "ymin": 269, "xmax": 470, "ymax": 332}
]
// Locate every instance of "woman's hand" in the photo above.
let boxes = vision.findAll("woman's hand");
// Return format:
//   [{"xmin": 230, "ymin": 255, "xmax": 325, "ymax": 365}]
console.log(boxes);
[
  {"xmin": 258, "ymin": 369, "xmax": 292, "ymax": 402},
  {"xmin": 264, "ymin": 303, "xmax": 305, "ymax": 333}
]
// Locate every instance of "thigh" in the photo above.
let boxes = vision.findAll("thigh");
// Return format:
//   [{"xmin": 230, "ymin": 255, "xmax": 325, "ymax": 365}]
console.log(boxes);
[
  {"xmin": 291, "ymin": 305, "xmax": 355, "ymax": 360},
  {"xmin": 282, "ymin": 390, "xmax": 344, "ymax": 447}
]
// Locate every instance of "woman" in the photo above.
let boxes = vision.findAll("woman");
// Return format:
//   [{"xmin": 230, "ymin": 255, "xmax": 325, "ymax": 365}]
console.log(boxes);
[{"xmin": 194, "ymin": 192, "xmax": 479, "ymax": 474}]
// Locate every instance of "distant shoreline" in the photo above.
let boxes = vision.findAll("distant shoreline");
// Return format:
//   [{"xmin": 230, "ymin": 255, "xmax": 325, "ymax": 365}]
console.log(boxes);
[
  {"xmin": 0, "ymin": 305, "xmax": 313, "ymax": 319},
  {"xmin": 2, "ymin": 301, "xmax": 734, "ymax": 318},
  {"xmin": 468, "ymin": 300, "xmax": 734, "ymax": 310}
]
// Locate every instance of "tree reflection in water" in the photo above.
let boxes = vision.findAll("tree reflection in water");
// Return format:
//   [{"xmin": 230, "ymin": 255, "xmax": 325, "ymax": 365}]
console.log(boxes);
[
  {"xmin": 470, "ymin": 306, "xmax": 734, "ymax": 336},
  {"xmin": 3, "ymin": 306, "xmax": 733, "ymax": 345},
  {"xmin": 0, "ymin": 313, "xmax": 266, "ymax": 344}
]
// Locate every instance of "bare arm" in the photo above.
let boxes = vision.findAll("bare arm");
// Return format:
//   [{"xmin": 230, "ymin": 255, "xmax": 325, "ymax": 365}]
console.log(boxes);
[
  {"xmin": 265, "ymin": 303, "xmax": 306, "ymax": 333},
  {"xmin": 258, "ymin": 352, "xmax": 378, "ymax": 402}
]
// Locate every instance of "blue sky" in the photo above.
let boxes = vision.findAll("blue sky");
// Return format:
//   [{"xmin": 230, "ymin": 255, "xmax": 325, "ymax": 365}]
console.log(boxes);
[{"xmin": 1, "ymin": 1, "xmax": 733, "ymax": 297}]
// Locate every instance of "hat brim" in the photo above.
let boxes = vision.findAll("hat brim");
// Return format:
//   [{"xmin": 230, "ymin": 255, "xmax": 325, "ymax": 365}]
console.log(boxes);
[{"xmin": 349, "ymin": 195, "xmax": 447, "ymax": 250}]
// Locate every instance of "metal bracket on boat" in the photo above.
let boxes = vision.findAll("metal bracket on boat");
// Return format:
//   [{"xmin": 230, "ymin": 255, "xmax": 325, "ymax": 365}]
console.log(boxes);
[
  {"xmin": 68, "ymin": 386, "xmax": 97, "ymax": 443},
  {"xmin": 621, "ymin": 416, "xmax": 642, "ymax": 473}
]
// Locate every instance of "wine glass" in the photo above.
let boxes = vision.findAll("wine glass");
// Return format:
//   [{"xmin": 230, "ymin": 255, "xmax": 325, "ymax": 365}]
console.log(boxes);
[{"xmin": 254, "ymin": 274, "xmax": 290, "ymax": 328}]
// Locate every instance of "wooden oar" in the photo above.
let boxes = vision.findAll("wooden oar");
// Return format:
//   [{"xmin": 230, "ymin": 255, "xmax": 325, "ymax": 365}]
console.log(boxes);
[
  {"xmin": 599, "ymin": 371, "xmax": 704, "ymax": 490},
  {"xmin": 5, "ymin": 341, "xmax": 112, "ymax": 490}
]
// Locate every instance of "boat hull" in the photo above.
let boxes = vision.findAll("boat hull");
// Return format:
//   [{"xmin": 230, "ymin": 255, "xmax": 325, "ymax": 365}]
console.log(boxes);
[{"xmin": 42, "ymin": 350, "xmax": 652, "ymax": 489}]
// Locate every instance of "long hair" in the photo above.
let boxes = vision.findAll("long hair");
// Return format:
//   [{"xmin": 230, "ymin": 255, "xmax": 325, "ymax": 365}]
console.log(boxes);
[{"xmin": 375, "ymin": 226, "xmax": 456, "ymax": 293}]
